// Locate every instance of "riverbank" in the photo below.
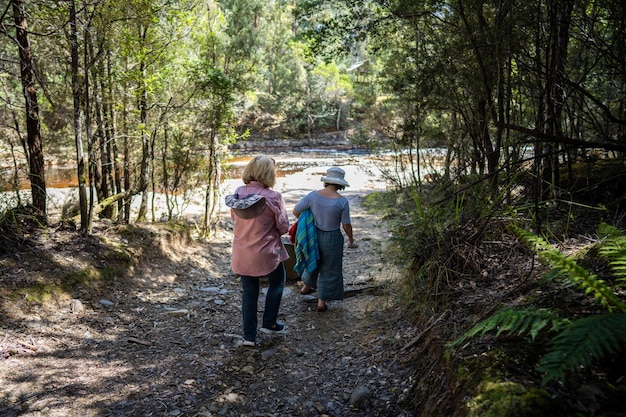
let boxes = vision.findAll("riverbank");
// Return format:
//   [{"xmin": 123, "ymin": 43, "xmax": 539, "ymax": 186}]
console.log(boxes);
[{"xmin": 2, "ymin": 151, "xmax": 391, "ymax": 227}]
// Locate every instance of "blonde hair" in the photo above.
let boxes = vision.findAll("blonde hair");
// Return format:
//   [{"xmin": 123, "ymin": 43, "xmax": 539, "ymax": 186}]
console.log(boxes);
[{"xmin": 242, "ymin": 155, "xmax": 276, "ymax": 188}]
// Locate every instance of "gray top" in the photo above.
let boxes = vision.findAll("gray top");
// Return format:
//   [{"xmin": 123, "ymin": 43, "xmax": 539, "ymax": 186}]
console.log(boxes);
[{"xmin": 295, "ymin": 190, "xmax": 351, "ymax": 231}]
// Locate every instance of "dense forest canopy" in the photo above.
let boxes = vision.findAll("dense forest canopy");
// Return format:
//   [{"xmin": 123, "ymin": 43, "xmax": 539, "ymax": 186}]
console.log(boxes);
[{"xmin": 1, "ymin": 0, "xmax": 624, "ymax": 228}]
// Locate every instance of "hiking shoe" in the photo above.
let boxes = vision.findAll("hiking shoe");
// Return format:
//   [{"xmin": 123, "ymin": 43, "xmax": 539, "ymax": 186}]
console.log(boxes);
[
  {"xmin": 260, "ymin": 322, "xmax": 287, "ymax": 334},
  {"xmin": 242, "ymin": 339, "xmax": 256, "ymax": 347}
]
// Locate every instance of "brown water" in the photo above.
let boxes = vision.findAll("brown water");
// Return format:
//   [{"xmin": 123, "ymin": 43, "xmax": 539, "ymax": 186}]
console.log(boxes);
[
  {"xmin": 3, "ymin": 166, "xmax": 78, "ymax": 190},
  {"xmin": 4, "ymin": 149, "xmax": 373, "ymax": 190},
  {"xmin": 2, "ymin": 149, "xmax": 411, "ymax": 221}
]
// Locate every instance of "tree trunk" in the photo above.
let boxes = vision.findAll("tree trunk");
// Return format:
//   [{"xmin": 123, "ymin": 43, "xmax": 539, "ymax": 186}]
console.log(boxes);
[
  {"xmin": 69, "ymin": 0, "xmax": 88, "ymax": 231},
  {"xmin": 101, "ymin": 65, "xmax": 118, "ymax": 220},
  {"xmin": 7, "ymin": 98, "xmax": 24, "ymax": 205},
  {"xmin": 121, "ymin": 66, "xmax": 131, "ymax": 224},
  {"xmin": 136, "ymin": 24, "xmax": 150, "ymax": 223},
  {"xmin": 306, "ymin": 73, "xmax": 312, "ymax": 141},
  {"xmin": 533, "ymin": 0, "xmax": 545, "ymax": 233},
  {"xmin": 13, "ymin": 0, "xmax": 46, "ymax": 218},
  {"xmin": 542, "ymin": 0, "xmax": 574, "ymax": 199},
  {"xmin": 162, "ymin": 123, "xmax": 172, "ymax": 220},
  {"xmin": 106, "ymin": 50, "xmax": 123, "ymax": 220},
  {"xmin": 202, "ymin": 130, "xmax": 220, "ymax": 237},
  {"xmin": 84, "ymin": 22, "xmax": 96, "ymax": 233},
  {"xmin": 90, "ymin": 37, "xmax": 111, "ymax": 218}
]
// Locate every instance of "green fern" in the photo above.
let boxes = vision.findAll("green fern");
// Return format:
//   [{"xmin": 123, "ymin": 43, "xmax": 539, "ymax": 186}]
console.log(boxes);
[
  {"xmin": 538, "ymin": 313, "xmax": 626, "ymax": 384},
  {"xmin": 450, "ymin": 225, "xmax": 626, "ymax": 385},
  {"xmin": 597, "ymin": 222, "xmax": 626, "ymax": 285},
  {"xmin": 448, "ymin": 308, "xmax": 568, "ymax": 347},
  {"xmin": 515, "ymin": 227, "xmax": 626, "ymax": 313}
]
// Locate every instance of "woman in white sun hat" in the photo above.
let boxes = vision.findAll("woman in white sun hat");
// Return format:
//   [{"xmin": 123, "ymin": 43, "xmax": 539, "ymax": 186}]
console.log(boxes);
[{"xmin": 293, "ymin": 166, "xmax": 356, "ymax": 312}]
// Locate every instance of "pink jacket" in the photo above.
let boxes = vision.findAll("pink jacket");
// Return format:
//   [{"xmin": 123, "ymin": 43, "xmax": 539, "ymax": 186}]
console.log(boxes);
[{"xmin": 230, "ymin": 181, "xmax": 290, "ymax": 277}]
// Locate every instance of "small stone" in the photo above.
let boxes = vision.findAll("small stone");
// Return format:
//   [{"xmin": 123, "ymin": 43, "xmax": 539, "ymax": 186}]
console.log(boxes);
[
  {"xmin": 199, "ymin": 286, "xmax": 221, "ymax": 293},
  {"xmin": 70, "ymin": 299, "xmax": 84, "ymax": 313},
  {"xmin": 241, "ymin": 365, "xmax": 255, "ymax": 374},
  {"xmin": 25, "ymin": 319, "xmax": 43, "ymax": 329},
  {"xmin": 166, "ymin": 309, "xmax": 189, "ymax": 316},
  {"xmin": 99, "ymin": 299, "xmax": 114, "ymax": 306},
  {"xmin": 349, "ymin": 385, "xmax": 371, "ymax": 409},
  {"xmin": 261, "ymin": 348, "xmax": 278, "ymax": 360}
]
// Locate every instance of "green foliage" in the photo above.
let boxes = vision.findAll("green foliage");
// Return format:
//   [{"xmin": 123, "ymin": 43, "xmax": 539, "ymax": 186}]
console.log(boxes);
[
  {"xmin": 3, "ymin": 0, "xmax": 626, "ymax": 229},
  {"xmin": 294, "ymin": 0, "xmax": 374, "ymax": 60},
  {"xmin": 362, "ymin": 190, "xmax": 397, "ymax": 217},
  {"xmin": 598, "ymin": 223, "xmax": 626, "ymax": 285},
  {"xmin": 467, "ymin": 381, "xmax": 555, "ymax": 417},
  {"xmin": 451, "ymin": 224, "xmax": 626, "ymax": 385},
  {"xmin": 382, "ymin": 169, "xmax": 505, "ymax": 310},
  {"xmin": 449, "ymin": 308, "xmax": 568, "ymax": 348},
  {"xmin": 515, "ymin": 227, "xmax": 626, "ymax": 313},
  {"xmin": 538, "ymin": 313, "xmax": 626, "ymax": 384}
]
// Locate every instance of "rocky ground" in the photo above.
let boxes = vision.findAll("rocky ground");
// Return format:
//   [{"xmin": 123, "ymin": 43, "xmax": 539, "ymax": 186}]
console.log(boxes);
[
  {"xmin": 0, "ymin": 190, "xmax": 418, "ymax": 417},
  {"xmin": 4, "ymin": 155, "xmax": 625, "ymax": 417}
]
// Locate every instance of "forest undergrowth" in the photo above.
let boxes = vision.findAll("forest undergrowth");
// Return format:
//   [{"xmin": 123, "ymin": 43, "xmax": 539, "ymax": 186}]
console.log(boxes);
[
  {"xmin": 375, "ymin": 159, "xmax": 626, "ymax": 417},
  {"xmin": 1, "ymin": 159, "xmax": 625, "ymax": 417}
]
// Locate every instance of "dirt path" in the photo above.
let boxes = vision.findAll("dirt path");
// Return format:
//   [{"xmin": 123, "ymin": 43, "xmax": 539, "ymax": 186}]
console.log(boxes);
[{"xmin": 0, "ymin": 191, "xmax": 415, "ymax": 416}]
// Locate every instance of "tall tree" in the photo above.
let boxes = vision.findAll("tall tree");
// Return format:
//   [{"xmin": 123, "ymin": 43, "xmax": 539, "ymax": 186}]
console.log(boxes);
[
  {"xmin": 69, "ymin": 0, "xmax": 88, "ymax": 231},
  {"xmin": 12, "ymin": 0, "xmax": 46, "ymax": 217},
  {"xmin": 540, "ymin": 0, "xmax": 574, "ymax": 199},
  {"xmin": 135, "ymin": 21, "xmax": 150, "ymax": 222}
]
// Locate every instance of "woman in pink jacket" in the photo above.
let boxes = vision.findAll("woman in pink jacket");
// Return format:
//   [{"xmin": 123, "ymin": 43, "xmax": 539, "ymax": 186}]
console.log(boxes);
[{"xmin": 228, "ymin": 155, "xmax": 290, "ymax": 346}]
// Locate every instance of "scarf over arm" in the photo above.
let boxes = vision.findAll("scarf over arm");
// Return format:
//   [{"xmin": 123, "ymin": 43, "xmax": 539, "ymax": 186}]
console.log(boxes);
[{"xmin": 293, "ymin": 209, "xmax": 319, "ymax": 275}]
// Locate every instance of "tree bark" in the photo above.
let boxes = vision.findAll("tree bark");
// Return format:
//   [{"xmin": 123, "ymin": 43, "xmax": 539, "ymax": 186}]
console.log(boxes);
[
  {"xmin": 13, "ymin": 0, "xmax": 46, "ymax": 217},
  {"xmin": 69, "ymin": 0, "xmax": 88, "ymax": 231},
  {"xmin": 105, "ymin": 49, "xmax": 123, "ymax": 220},
  {"xmin": 83, "ymin": 20, "xmax": 96, "ymax": 233},
  {"xmin": 136, "ymin": 24, "xmax": 150, "ymax": 223},
  {"xmin": 542, "ymin": 0, "xmax": 574, "ymax": 199},
  {"xmin": 90, "ymin": 40, "xmax": 108, "ymax": 213}
]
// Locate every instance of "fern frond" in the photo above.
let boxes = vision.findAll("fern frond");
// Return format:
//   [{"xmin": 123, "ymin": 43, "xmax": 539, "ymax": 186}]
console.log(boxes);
[
  {"xmin": 448, "ymin": 308, "xmax": 565, "ymax": 347},
  {"xmin": 597, "ymin": 222, "xmax": 624, "ymax": 239},
  {"xmin": 597, "ymin": 223, "xmax": 626, "ymax": 286},
  {"xmin": 538, "ymin": 313, "xmax": 626, "ymax": 384},
  {"xmin": 515, "ymin": 227, "xmax": 626, "ymax": 313}
]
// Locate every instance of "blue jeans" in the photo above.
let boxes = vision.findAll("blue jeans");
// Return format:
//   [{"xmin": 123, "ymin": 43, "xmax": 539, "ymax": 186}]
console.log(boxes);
[{"xmin": 240, "ymin": 263, "xmax": 285, "ymax": 342}]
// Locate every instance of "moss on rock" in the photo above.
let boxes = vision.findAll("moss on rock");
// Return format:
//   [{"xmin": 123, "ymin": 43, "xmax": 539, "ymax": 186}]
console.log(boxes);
[{"xmin": 467, "ymin": 381, "xmax": 556, "ymax": 417}]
